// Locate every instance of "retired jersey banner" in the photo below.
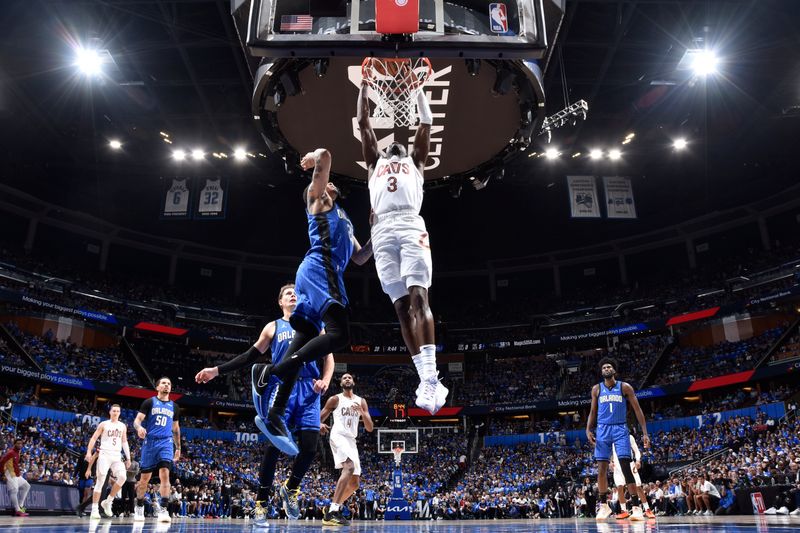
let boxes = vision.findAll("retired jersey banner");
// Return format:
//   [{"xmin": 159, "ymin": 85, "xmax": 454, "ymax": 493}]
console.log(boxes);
[
  {"xmin": 603, "ymin": 176, "xmax": 637, "ymax": 219},
  {"xmin": 162, "ymin": 178, "xmax": 191, "ymax": 219},
  {"xmin": 567, "ymin": 176, "xmax": 601, "ymax": 218},
  {"xmin": 194, "ymin": 177, "xmax": 228, "ymax": 219}
]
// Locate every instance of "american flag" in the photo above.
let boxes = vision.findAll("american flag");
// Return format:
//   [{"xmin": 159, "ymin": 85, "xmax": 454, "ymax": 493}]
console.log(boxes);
[{"xmin": 280, "ymin": 14, "xmax": 313, "ymax": 32}]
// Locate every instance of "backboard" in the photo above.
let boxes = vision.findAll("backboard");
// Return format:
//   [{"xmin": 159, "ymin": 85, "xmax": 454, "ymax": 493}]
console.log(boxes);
[{"xmin": 377, "ymin": 428, "xmax": 419, "ymax": 454}]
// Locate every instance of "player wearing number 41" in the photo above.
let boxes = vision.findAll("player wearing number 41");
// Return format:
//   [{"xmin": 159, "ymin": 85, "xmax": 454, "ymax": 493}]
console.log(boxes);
[
  {"xmin": 318, "ymin": 373, "xmax": 373, "ymax": 526},
  {"xmin": 357, "ymin": 80, "xmax": 447, "ymax": 415},
  {"xmin": 84, "ymin": 404, "xmax": 131, "ymax": 520},
  {"xmin": 132, "ymin": 377, "xmax": 181, "ymax": 523},
  {"xmin": 586, "ymin": 358, "xmax": 650, "ymax": 521}
]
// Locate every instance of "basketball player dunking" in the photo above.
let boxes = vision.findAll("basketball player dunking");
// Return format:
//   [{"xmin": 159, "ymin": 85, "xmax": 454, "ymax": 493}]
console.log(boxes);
[
  {"xmin": 319, "ymin": 373, "xmax": 374, "ymax": 526},
  {"xmin": 255, "ymin": 148, "xmax": 372, "ymax": 457},
  {"xmin": 586, "ymin": 358, "xmax": 650, "ymax": 520},
  {"xmin": 84, "ymin": 404, "xmax": 131, "ymax": 519},
  {"xmin": 357, "ymin": 81, "xmax": 448, "ymax": 414},
  {"xmin": 133, "ymin": 377, "xmax": 181, "ymax": 523},
  {"xmin": 194, "ymin": 283, "xmax": 334, "ymax": 525}
]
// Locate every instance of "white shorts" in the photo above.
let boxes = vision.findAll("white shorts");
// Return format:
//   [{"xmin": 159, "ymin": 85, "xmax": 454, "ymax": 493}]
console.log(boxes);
[
  {"xmin": 329, "ymin": 433, "xmax": 361, "ymax": 476},
  {"xmin": 97, "ymin": 452, "xmax": 127, "ymax": 487},
  {"xmin": 4, "ymin": 472, "xmax": 29, "ymax": 492},
  {"xmin": 371, "ymin": 211, "xmax": 432, "ymax": 303},
  {"xmin": 613, "ymin": 465, "xmax": 642, "ymax": 487}
]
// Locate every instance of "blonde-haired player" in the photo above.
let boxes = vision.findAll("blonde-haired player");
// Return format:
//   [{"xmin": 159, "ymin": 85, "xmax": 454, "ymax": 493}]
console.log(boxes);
[
  {"xmin": 358, "ymin": 78, "xmax": 448, "ymax": 415},
  {"xmin": 85, "ymin": 404, "xmax": 131, "ymax": 519},
  {"xmin": 319, "ymin": 373, "xmax": 373, "ymax": 526},
  {"xmin": 610, "ymin": 435, "xmax": 652, "ymax": 520}
]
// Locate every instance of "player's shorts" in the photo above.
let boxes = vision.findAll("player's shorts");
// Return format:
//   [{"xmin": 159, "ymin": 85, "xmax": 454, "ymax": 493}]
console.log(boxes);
[
  {"xmin": 140, "ymin": 437, "xmax": 174, "ymax": 473},
  {"xmin": 96, "ymin": 452, "xmax": 126, "ymax": 488},
  {"xmin": 371, "ymin": 211, "xmax": 432, "ymax": 303},
  {"xmin": 78, "ymin": 477, "xmax": 94, "ymax": 491},
  {"xmin": 293, "ymin": 255, "xmax": 348, "ymax": 331},
  {"xmin": 613, "ymin": 465, "xmax": 642, "ymax": 487},
  {"xmin": 329, "ymin": 432, "xmax": 361, "ymax": 476},
  {"xmin": 252, "ymin": 371, "xmax": 320, "ymax": 433},
  {"xmin": 594, "ymin": 424, "xmax": 631, "ymax": 462}
]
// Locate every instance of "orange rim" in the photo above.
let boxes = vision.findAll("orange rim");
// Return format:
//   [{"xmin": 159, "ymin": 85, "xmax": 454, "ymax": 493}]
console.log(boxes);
[{"xmin": 361, "ymin": 57, "xmax": 432, "ymax": 87}]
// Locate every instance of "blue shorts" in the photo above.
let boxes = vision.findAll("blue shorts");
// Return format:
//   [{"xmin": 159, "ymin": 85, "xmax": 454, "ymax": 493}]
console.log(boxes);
[
  {"xmin": 140, "ymin": 438, "xmax": 174, "ymax": 472},
  {"xmin": 293, "ymin": 257, "xmax": 348, "ymax": 332},
  {"xmin": 253, "ymin": 373, "xmax": 320, "ymax": 432},
  {"xmin": 594, "ymin": 424, "xmax": 631, "ymax": 462},
  {"xmin": 78, "ymin": 478, "xmax": 94, "ymax": 491}
]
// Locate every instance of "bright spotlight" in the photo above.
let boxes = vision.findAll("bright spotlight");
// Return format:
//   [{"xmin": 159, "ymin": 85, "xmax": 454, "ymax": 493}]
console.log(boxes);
[
  {"xmin": 75, "ymin": 48, "xmax": 103, "ymax": 76},
  {"xmin": 191, "ymin": 149, "xmax": 204, "ymax": 161},
  {"xmin": 673, "ymin": 138, "xmax": 688, "ymax": 150},
  {"xmin": 589, "ymin": 149, "xmax": 603, "ymax": 160},
  {"xmin": 608, "ymin": 149, "xmax": 622, "ymax": 161},
  {"xmin": 233, "ymin": 148, "xmax": 247, "ymax": 161},
  {"xmin": 108, "ymin": 140, "xmax": 122, "ymax": 150},
  {"xmin": 544, "ymin": 148, "xmax": 559, "ymax": 160},
  {"xmin": 172, "ymin": 149, "xmax": 186, "ymax": 161},
  {"xmin": 692, "ymin": 50, "xmax": 719, "ymax": 76}
]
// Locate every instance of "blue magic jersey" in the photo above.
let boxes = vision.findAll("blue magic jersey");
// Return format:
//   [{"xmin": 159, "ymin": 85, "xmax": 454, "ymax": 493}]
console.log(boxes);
[
  {"xmin": 271, "ymin": 318, "xmax": 319, "ymax": 379},
  {"xmin": 597, "ymin": 380, "xmax": 627, "ymax": 425},
  {"xmin": 142, "ymin": 397, "xmax": 177, "ymax": 438},
  {"xmin": 305, "ymin": 204, "xmax": 354, "ymax": 276}
]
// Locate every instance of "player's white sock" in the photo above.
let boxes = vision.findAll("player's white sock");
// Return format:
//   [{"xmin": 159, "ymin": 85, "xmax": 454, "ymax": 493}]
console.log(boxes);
[
  {"xmin": 419, "ymin": 344, "xmax": 438, "ymax": 378},
  {"xmin": 92, "ymin": 503, "xmax": 99, "ymax": 511},
  {"xmin": 642, "ymin": 502, "xmax": 650, "ymax": 510},
  {"xmin": 412, "ymin": 353, "xmax": 425, "ymax": 379},
  {"xmin": 329, "ymin": 503, "xmax": 340, "ymax": 512}
]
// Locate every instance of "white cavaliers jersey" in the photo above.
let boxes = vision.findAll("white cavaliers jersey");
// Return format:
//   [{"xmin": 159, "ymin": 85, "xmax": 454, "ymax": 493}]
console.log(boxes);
[
  {"xmin": 331, "ymin": 393, "xmax": 363, "ymax": 439},
  {"xmin": 164, "ymin": 179, "xmax": 189, "ymax": 214},
  {"xmin": 368, "ymin": 156, "xmax": 423, "ymax": 216},
  {"xmin": 198, "ymin": 178, "xmax": 224, "ymax": 214},
  {"xmin": 99, "ymin": 421, "xmax": 126, "ymax": 454}
]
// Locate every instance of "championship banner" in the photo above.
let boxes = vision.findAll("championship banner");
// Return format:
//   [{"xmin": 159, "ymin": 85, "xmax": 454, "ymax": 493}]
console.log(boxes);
[
  {"xmin": 603, "ymin": 176, "xmax": 637, "ymax": 219},
  {"xmin": 567, "ymin": 176, "xmax": 601, "ymax": 218},
  {"xmin": 161, "ymin": 178, "xmax": 191, "ymax": 219},
  {"xmin": 194, "ymin": 177, "xmax": 228, "ymax": 219}
]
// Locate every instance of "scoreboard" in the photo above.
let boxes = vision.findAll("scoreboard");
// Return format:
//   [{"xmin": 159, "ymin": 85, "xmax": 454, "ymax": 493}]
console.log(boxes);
[{"xmin": 387, "ymin": 402, "xmax": 410, "ymax": 429}]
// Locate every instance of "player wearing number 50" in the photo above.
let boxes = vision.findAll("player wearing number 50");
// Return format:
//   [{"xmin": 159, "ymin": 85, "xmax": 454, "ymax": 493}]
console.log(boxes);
[
  {"xmin": 133, "ymin": 377, "xmax": 181, "ymax": 523},
  {"xmin": 358, "ymin": 81, "xmax": 447, "ymax": 415},
  {"xmin": 84, "ymin": 404, "xmax": 131, "ymax": 519},
  {"xmin": 319, "ymin": 373, "xmax": 373, "ymax": 526}
]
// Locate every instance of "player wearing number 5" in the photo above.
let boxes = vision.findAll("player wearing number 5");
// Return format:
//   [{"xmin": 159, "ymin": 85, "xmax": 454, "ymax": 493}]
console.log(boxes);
[
  {"xmin": 357, "ymin": 81, "xmax": 447, "ymax": 415},
  {"xmin": 84, "ymin": 404, "xmax": 131, "ymax": 519},
  {"xmin": 133, "ymin": 377, "xmax": 181, "ymax": 523}
]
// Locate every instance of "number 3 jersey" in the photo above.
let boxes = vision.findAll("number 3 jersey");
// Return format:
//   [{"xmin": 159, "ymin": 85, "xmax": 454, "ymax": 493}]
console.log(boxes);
[
  {"xmin": 138, "ymin": 396, "xmax": 180, "ymax": 439},
  {"xmin": 368, "ymin": 155, "xmax": 423, "ymax": 216},
  {"xmin": 331, "ymin": 393, "xmax": 363, "ymax": 439}
]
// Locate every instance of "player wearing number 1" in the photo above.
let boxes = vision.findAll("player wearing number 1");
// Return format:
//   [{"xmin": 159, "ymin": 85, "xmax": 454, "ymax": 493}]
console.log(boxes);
[
  {"xmin": 133, "ymin": 377, "xmax": 181, "ymax": 523},
  {"xmin": 357, "ymin": 79, "xmax": 448, "ymax": 415}
]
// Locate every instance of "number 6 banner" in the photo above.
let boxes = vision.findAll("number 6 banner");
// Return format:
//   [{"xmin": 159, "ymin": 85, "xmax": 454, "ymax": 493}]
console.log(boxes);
[
  {"xmin": 161, "ymin": 178, "xmax": 191, "ymax": 219},
  {"xmin": 194, "ymin": 177, "xmax": 228, "ymax": 220}
]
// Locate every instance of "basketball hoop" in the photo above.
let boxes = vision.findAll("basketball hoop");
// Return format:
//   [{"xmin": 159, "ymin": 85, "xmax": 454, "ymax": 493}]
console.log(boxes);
[
  {"xmin": 361, "ymin": 57, "xmax": 432, "ymax": 128},
  {"xmin": 392, "ymin": 445, "xmax": 404, "ymax": 466}
]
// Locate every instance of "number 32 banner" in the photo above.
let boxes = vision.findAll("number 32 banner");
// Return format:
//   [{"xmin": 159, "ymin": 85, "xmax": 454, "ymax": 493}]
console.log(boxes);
[{"xmin": 194, "ymin": 177, "xmax": 228, "ymax": 220}]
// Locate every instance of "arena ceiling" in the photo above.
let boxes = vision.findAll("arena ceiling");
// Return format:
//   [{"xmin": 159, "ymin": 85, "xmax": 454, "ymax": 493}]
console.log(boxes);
[{"xmin": 0, "ymin": 0, "xmax": 798, "ymax": 269}]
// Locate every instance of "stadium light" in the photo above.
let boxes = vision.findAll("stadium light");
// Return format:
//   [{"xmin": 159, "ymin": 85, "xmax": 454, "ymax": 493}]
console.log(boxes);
[
  {"xmin": 75, "ymin": 48, "xmax": 103, "ymax": 76},
  {"xmin": 191, "ymin": 149, "xmax": 204, "ymax": 161},
  {"xmin": 692, "ymin": 50, "xmax": 719, "ymax": 76},
  {"xmin": 673, "ymin": 138, "xmax": 688, "ymax": 150},
  {"xmin": 233, "ymin": 148, "xmax": 247, "ymax": 161},
  {"xmin": 172, "ymin": 149, "xmax": 186, "ymax": 161},
  {"xmin": 608, "ymin": 149, "xmax": 622, "ymax": 161},
  {"xmin": 589, "ymin": 149, "xmax": 603, "ymax": 160},
  {"xmin": 544, "ymin": 148, "xmax": 560, "ymax": 160},
  {"xmin": 108, "ymin": 140, "xmax": 122, "ymax": 150}
]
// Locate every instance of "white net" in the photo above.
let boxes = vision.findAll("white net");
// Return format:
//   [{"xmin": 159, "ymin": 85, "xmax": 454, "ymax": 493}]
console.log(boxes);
[
  {"xmin": 392, "ymin": 446, "xmax": 404, "ymax": 466},
  {"xmin": 361, "ymin": 57, "xmax": 432, "ymax": 128}
]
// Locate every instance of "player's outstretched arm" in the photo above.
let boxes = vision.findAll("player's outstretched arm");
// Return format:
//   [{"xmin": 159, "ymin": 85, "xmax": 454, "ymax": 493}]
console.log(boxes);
[
  {"xmin": 360, "ymin": 398, "xmax": 374, "ymax": 432},
  {"xmin": 319, "ymin": 395, "xmax": 340, "ymax": 435},
  {"xmin": 301, "ymin": 148, "xmax": 332, "ymax": 207},
  {"xmin": 357, "ymin": 83, "xmax": 380, "ymax": 170},
  {"xmin": 410, "ymin": 90, "xmax": 432, "ymax": 171},
  {"xmin": 350, "ymin": 237, "xmax": 373, "ymax": 266},
  {"xmin": 197, "ymin": 322, "xmax": 273, "ymax": 382},
  {"xmin": 314, "ymin": 352, "xmax": 335, "ymax": 395},
  {"xmin": 622, "ymin": 383, "xmax": 650, "ymax": 448},
  {"xmin": 586, "ymin": 385, "xmax": 599, "ymax": 445}
]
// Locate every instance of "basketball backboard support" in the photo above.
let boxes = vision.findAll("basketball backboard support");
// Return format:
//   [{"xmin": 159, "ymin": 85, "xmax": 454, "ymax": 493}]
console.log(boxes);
[{"xmin": 232, "ymin": 0, "xmax": 565, "ymax": 60}]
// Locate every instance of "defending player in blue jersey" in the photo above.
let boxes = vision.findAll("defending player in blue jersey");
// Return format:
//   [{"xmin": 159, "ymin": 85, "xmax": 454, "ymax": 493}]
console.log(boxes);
[
  {"xmin": 257, "ymin": 148, "xmax": 372, "ymax": 457},
  {"xmin": 133, "ymin": 377, "xmax": 181, "ymax": 523},
  {"xmin": 586, "ymin": 358, "xmax": 650, "ymax": 521},
  {"xmin": 194, "ymin": 283, "xmax": 334, "ymax": 525}
]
